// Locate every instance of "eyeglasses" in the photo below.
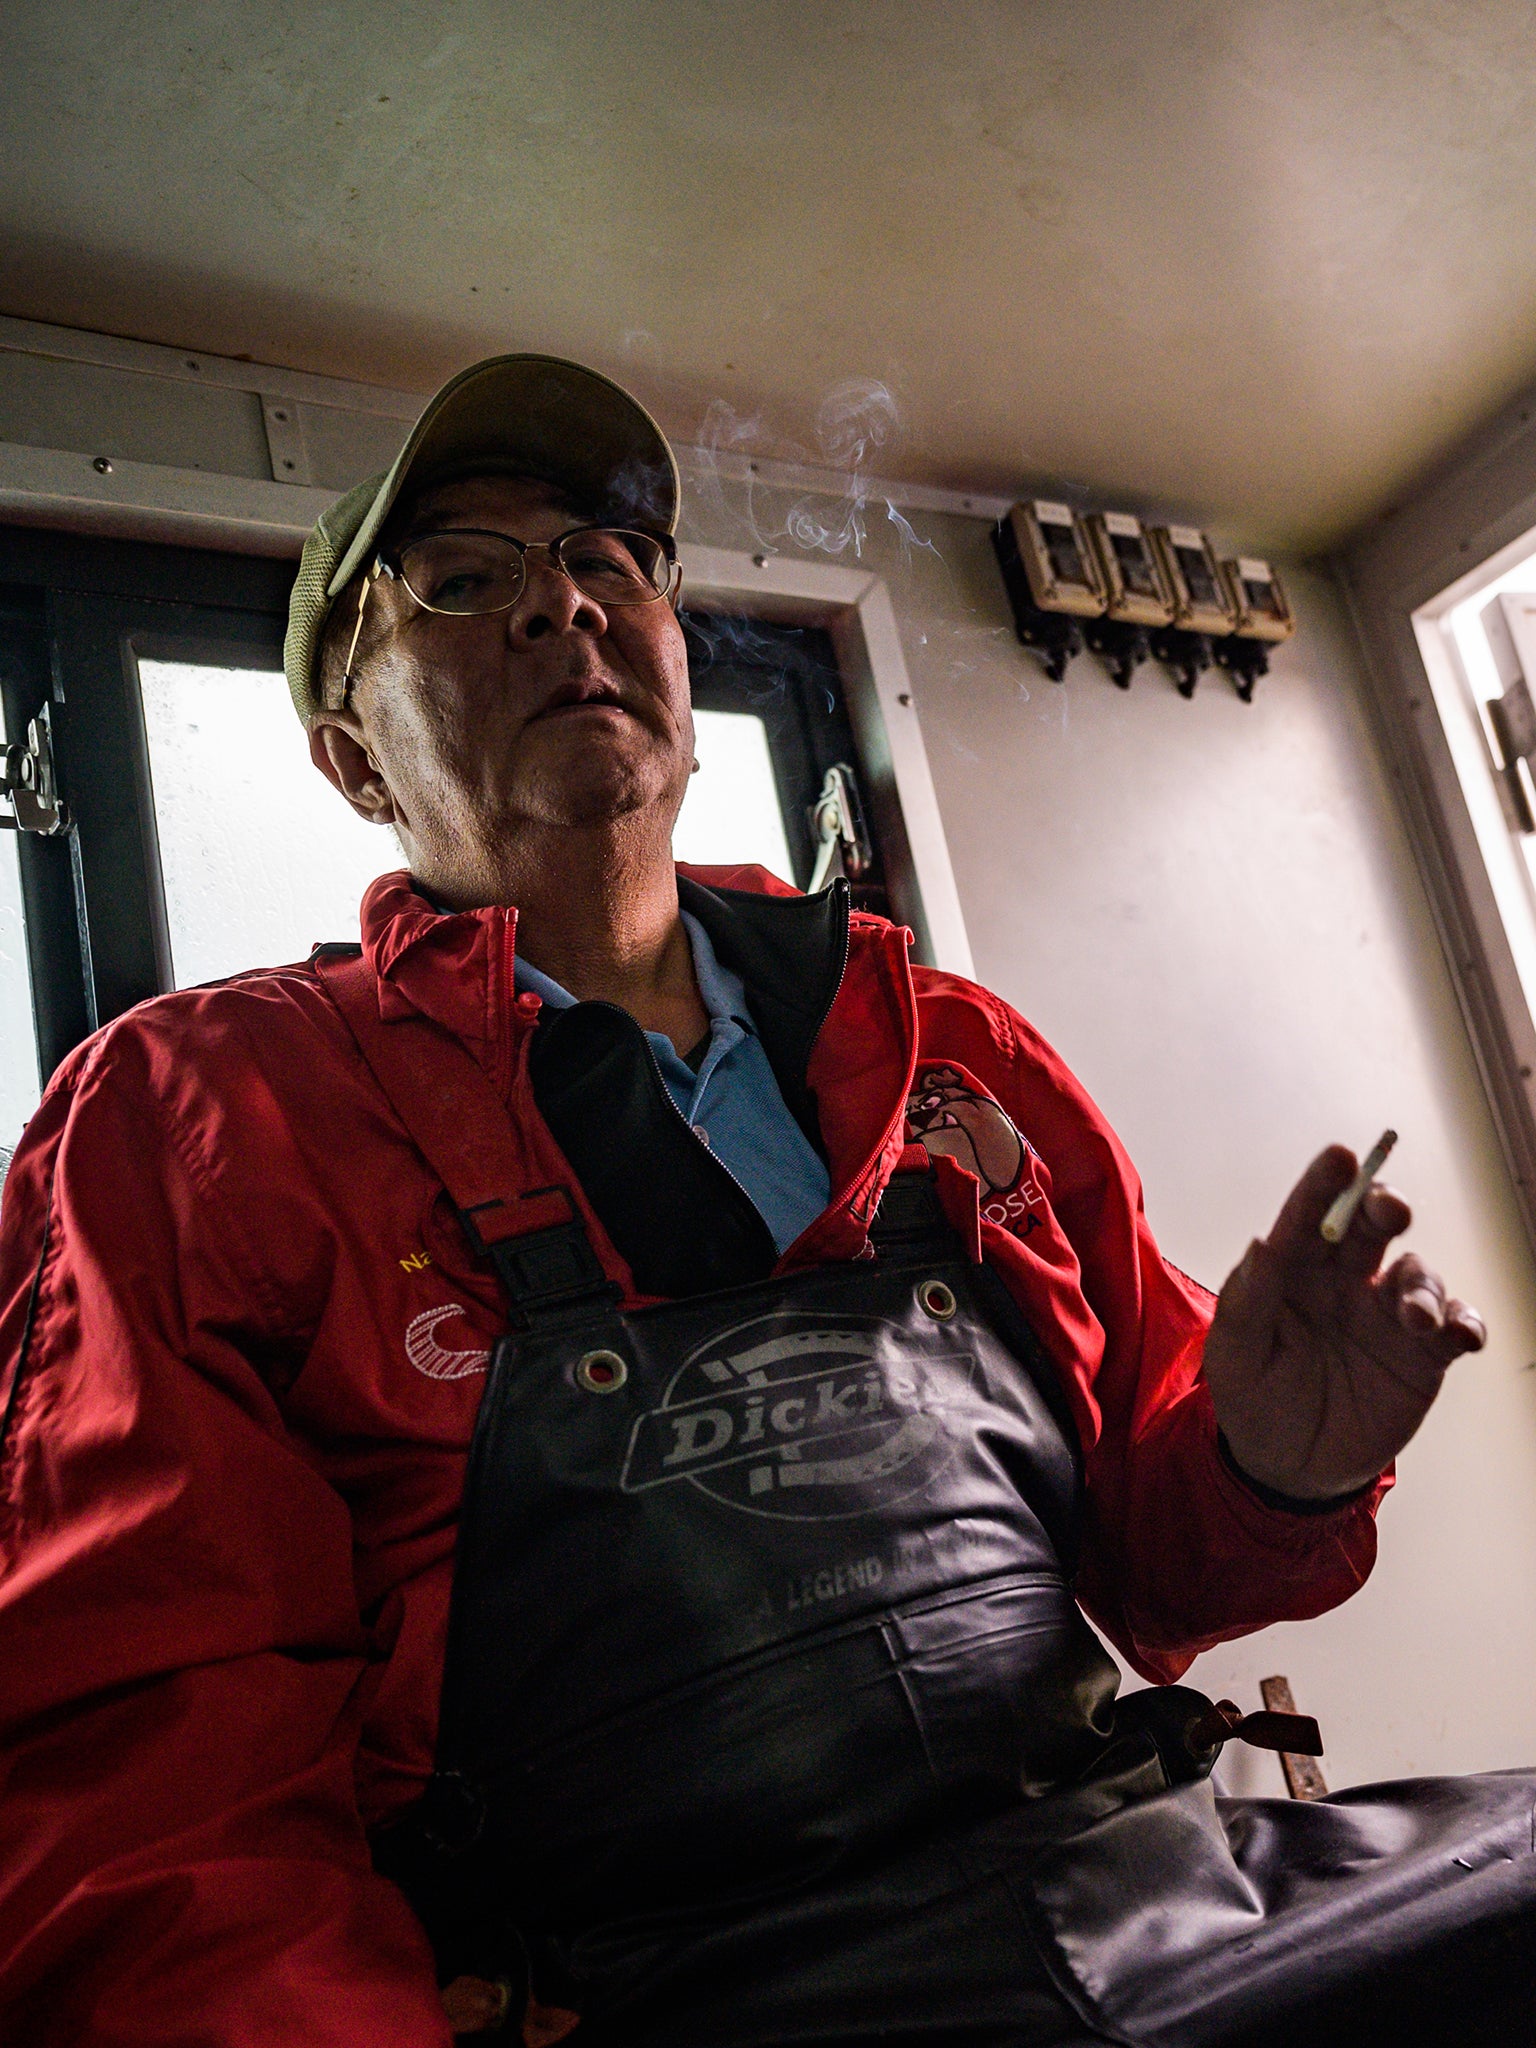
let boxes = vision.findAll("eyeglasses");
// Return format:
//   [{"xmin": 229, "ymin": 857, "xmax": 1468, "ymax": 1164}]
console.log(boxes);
[{"xmin": 337, "ymin": 525, "xmax": 681, "ymax": 700}]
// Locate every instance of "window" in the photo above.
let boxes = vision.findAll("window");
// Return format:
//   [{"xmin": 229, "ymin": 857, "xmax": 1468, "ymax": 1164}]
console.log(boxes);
[
  {"xmin": 1414, "ymin": 542, "xmax": 1536, "ymax": 1032},
  {"xmin": 1367, "ymin": 519, "xmax": 1536, "ymax": 1249},
  {"xmin": 1337, "ymin": 386, "xmax": 1536, "ymax": 1261},
  {"xmin": 680, "ymin": 611, "xmax": 891, "ymax": 916},
  {"xmin": 1433, "ymin": 565, "xmax": 1536, "ymax": 1032},
  {"xmin": 137, "ymin": 657, "xmax": 396, "ymax": 985},
  {"xmin": 674, "ymin": 709, "xmax": 794, "ymax": 882}
]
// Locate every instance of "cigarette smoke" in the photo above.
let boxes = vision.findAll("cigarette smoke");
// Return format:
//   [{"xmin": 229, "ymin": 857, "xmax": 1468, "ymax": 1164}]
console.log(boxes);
[{"xmin": 692, "ymin": 376, "xmax": 941, "ymax": 571}]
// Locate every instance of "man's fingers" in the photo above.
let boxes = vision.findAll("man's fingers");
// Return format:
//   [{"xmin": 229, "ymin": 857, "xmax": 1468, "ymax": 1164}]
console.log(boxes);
[
  {"xmin": 1359, "ymin": 1183, "xmax": 1413, "ymax": 1240},
  {"xmin": 1383, "ymin": 1252, "xmax": 1445, "ymax": 1332},
  {"xmin": 1440, "ymin": 1297, "xmax": 1487, "ymax": 1358},
  {"xmin": 1414, "ymin": 1299, "xmax": 1485, "ymax": 1370},
  {"xmin": 1324, "ymin": 1182, "xmax": 1414, "ymax": 1277},
  {"xmin": 1266, "ymin": 1145, "xmax": 1360, "ymax": 1252},
  {"xmin": 1372, "ymin": 1261, "xmax": 1485, "ymax": 1360},
  {"xmin": 1267, "ymin": 1148, "xmax": 1411, "ymax": 1270}
]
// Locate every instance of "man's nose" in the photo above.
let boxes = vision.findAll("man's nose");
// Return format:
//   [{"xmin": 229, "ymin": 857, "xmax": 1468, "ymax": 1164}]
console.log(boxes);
[{"xmin": 506, "ymin": 547, "xmax": 609, "ymax": 643}]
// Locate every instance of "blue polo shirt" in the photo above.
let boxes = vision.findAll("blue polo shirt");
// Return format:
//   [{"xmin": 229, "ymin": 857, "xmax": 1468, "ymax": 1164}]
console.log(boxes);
[{"xmin": 514, "ymin": 913, "xmax": 832, "ymax": 1255}]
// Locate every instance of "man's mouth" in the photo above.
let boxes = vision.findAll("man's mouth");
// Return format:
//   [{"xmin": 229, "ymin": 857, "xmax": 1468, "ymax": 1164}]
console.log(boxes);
[{"xmin": 534, "ymin": 680, "xmax": 630, "ymax": 720}]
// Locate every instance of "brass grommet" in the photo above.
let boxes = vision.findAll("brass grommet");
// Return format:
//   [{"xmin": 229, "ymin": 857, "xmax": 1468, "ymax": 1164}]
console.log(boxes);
[
  {"xmin": 575, "ymin": 1349, "xmax": 628, "ymax": 1394},
  {"xmin": 917, "ymin": 1278, "xmax": 958, "ymax": 1321}
]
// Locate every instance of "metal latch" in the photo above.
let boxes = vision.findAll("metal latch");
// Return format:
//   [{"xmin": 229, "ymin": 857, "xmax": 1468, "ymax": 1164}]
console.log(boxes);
[
  {"xmin": 0, "ymin": 702, "xmax": 68, "ymax": 836},
  {"xmin": 807, "ymin": 762, "xmax": 872, "ymax": 893},
  {"xmin": 1487, "ymin": 673, "xmax": 1536, "ymax": 833}
]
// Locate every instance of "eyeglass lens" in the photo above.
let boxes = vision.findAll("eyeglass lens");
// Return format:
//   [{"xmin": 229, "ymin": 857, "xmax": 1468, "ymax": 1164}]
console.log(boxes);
[{"xmin": 398, "ymin": 529, "xmax": 671, "ymax": 614}]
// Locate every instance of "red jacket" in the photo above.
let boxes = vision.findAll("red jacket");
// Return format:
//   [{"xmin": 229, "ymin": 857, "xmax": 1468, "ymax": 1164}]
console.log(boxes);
[{"xmin": 0, "ymin": 868, "xmax": 1381, "ymax": 2047}]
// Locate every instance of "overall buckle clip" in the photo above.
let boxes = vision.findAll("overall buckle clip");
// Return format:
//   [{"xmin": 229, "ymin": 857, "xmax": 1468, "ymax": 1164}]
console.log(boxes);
[{"xmin": 459, "ymin": 1186, "xmax": 621, "ymax": 1326}]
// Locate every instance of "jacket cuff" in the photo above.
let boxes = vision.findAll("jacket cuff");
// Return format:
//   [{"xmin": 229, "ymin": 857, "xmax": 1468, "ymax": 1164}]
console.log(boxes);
[{"xmin": 1215, "ymin": 1428, "xmax": 1380, "ymax": 1518}]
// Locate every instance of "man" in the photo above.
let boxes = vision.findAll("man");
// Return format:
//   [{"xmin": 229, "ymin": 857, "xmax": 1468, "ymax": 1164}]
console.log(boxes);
[{"xmin": 0, "ymin": 354, "xmax": 1525, "ymax": 2048}]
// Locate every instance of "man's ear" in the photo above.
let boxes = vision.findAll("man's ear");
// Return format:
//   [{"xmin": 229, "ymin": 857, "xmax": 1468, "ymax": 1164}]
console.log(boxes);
[{"xmin": 308, "ymin": 719, "xmax": 400, "ymax": 827}]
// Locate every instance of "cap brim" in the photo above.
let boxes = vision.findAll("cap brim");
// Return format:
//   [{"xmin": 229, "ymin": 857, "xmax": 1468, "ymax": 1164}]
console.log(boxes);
[{"xmin": 325, "ymin": 353, "xmax": 680, "ymax": 600}]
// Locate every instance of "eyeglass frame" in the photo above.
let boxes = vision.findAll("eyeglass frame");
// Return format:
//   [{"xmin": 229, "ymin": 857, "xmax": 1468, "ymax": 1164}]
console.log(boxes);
[{"xmin": 334, "ymin": 522, "xmax": 683, "ymax": 705}]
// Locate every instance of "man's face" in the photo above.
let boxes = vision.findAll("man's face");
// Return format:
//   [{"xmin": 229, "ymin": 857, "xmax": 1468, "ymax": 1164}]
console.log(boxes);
[{"xmin": 313, "ymin": 473, "xmax": 694, "ymax": 879}]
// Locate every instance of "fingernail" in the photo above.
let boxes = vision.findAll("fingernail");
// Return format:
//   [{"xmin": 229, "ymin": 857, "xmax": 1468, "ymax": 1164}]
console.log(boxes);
[{"xmin": 1404, "ymin": 1287, "xmax": 1441, "ymax": 1327}]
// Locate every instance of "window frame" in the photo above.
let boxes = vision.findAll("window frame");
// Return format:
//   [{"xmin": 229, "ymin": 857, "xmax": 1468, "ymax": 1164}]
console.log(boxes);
[
  {"xmin": 678, "ymin": 542, "xmax": 972, "ymax": 977},
  {"xmin": 682, "ymin": 613, "xmax": 888, "ymax": 909},
  {"xmin": 0, "ymin": 529, "xmax": 292, "ymax": 1076},
  {"xmin": 1341, "ymin": 387, "xmax": 1536, "ymax": 1261}
]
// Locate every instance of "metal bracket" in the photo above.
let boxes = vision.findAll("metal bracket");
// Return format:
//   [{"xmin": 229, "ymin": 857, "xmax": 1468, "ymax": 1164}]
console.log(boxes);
[
  {"xmin": 260, "ymin": 393, "xmax": 313, "ymax": 484},
  {"xmin": 808, "ymin": 761, "xmax": 873, "ymax": 893},
  {"xmin": 1, "ymin": 701, "xmax": 68, "ymax": 835}
]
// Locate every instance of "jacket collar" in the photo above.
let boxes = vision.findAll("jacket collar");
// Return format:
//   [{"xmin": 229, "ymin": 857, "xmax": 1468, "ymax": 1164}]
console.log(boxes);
[
  {"xmin": 358, "ymin": 865, "xmax": 919, "ymax": 1231},
  {"xmin": 359, "ymin": 864, "xmax": 852, "ymax": 1054},
  {"xmin": 360, "ymin": 870, "xmax": 513, "ymax": 1053}
]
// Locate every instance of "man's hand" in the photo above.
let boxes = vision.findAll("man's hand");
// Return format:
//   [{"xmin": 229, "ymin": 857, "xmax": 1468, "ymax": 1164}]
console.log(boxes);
[{"xmin": 1202, "ymin": 1145, "xmax": 1486, "ymax": 1501}]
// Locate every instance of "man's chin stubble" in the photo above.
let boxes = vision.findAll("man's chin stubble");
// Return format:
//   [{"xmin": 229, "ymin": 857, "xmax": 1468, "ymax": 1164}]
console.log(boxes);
[{"xmin": 504, "ymin": 768, "xmax": 678, "ymax": 835}]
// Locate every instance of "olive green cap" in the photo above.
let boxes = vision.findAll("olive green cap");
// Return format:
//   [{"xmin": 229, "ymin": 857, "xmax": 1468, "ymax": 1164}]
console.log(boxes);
[{"xmin": 283, "ymin": 352, "xmax": 680, "ymax": 722}]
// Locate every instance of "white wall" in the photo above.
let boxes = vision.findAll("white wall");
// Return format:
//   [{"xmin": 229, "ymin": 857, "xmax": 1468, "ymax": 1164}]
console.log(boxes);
[{"xmin": 679, "ymin": 476, "xmax": 1536, "ymax": 1794}]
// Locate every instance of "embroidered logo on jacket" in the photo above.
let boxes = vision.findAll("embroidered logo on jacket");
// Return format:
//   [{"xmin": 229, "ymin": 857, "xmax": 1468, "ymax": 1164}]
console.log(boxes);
[
  {"xmin": 620, "ymin": 1311, "xmax": 975, "ymax": 1520},
  {"xmin": 904, "ymin": 1063, "xmax": 1047, "ymax": 1234},
  {"xmin": 405, "ymin": 1303, "xmax": 491, "ymax": 1381}
]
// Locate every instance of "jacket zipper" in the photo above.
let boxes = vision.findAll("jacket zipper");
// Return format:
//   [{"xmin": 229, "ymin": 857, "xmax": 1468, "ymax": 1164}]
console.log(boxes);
[
  {"xmin": 635, "ymin": 1018, "xmax": 773, "ymax": 1230},
  {"xmin": 813, "ymin": 878, "xmax": 854, "ymax": 1051},
  {"xmin": 778, "ymin": 883, "xmax": 919, "ymax": 1264}
]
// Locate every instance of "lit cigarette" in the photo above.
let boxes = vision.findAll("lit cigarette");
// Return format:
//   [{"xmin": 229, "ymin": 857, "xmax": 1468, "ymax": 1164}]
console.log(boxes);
[{"xmin": 1319, "ymin": 1129, "xmax": 1398, "ymax": 1244}]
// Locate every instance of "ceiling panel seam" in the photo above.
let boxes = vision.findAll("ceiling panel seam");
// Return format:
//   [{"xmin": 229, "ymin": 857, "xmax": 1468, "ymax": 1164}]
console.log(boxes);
[{"xmin": 0, "ymin": 316, "xmax": 1012, "ymax": 525}]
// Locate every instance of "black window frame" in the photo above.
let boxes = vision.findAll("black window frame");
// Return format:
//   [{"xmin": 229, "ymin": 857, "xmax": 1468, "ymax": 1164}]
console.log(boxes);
[
  {"xmin": 681, "ymin": 607, "xmax": 890, "ymax": 913},
  {"xmin": 1, "ymin": 528, "xmax": 291, "ymax": 1079}
]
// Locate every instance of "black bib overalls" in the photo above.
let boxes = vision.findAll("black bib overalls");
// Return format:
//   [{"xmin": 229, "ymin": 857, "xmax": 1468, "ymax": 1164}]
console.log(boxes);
[{"xmin": 319, "ymin": 950, "xmax": 1536, "ymax": 2048}]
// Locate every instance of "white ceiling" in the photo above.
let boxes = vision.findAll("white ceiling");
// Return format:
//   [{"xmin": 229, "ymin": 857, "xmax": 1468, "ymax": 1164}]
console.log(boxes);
[{"xmin": 5, "ymin": 0, "xmax": 1536, "ymax": 551}]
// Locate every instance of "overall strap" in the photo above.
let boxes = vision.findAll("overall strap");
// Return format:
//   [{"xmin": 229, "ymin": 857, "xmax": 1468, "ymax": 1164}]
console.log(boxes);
[
  {"xmin": 867, "ymin": 1164, "xmax": 962, "ymax": 1260},
  {"xmin": 311, "ymin": 943, "xmax": 617, "ymax": 1325}
]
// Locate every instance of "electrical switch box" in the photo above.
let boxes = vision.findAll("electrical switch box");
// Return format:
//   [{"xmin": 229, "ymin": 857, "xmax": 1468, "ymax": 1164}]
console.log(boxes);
[
  {"xmin": 1220, "ymin": 556, "xmax": 1294, "ymax": 642},
  {"xmin": 993, "ymin": 499, "xmax": 1298, "ymax": 700},
  {"xmin": 993, "ymin": 501, "xmax": 1107, "ymax": 681},
  {"xmin": 1003, "ymin": 501, "xmax": 1106, "ymax": 617},
  {"xmin": 1149, "ymin": 525, "xmax": 1235, "ymax": 637},
  {"xmin": 1086, "ymin": 512, "xmax": 1174, "ymax": 629}
]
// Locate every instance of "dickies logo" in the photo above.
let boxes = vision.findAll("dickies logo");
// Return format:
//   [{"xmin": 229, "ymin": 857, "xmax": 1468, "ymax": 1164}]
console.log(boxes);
[
  {"xmin": 904, "ymin": 1064, "xmax": 1048, "ymax": 1235},
  {"xmin": 620, "ymin": 1312, "xmax": 975, "ymax": 1520}
]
